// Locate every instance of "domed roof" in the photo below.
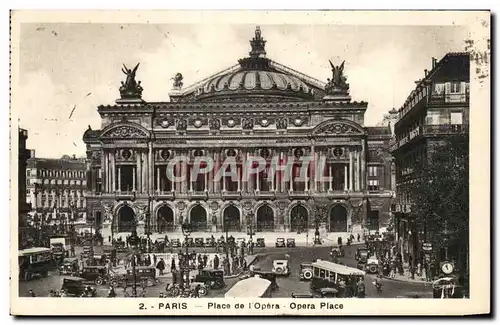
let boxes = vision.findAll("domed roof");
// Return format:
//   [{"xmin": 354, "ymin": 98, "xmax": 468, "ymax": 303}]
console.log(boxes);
[{"xmin": 180, "ymin": 27, "xmax": 323, "ymax": 102}]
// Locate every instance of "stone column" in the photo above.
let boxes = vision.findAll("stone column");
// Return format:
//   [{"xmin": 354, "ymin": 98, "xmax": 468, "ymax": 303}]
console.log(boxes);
[
  {"xmin": 141, "ymin": 152, "xmax": 146, "ymax": 192},
  {"xmin": 270, "ymin": 160, "xmax": 275, "ymax": 191},
  {"xmin": 133, "ymin": 167, "xmax": 136, "ymax": 191},
  {"xmin": 361, "ymin": 141, "xmax": 366, "ymax": 190},
  {"xmin": 111, "ymin": 151, "xmax": 116, "ymax": 192},
  {"xmin": 148, "ymin": 142, "xmax": 154, "ymax": 193},
  {"xmin": 136, "ymin": 151, "xmax": 142, "ymax": 193},
  {"xmin": 329, "ymin": 164, "xmax": 333, "ymax": 191},
  {"xmin": 222, "ymin": 167, "xmax": 226, "ymax": 192},
  {"xmin": 189, "ymin": 164, "xmax": 193, "ymax": 192},
  {"xmin": 344, "ymin": 165, "xmax": 348, "ymax": 191},
  {"xmin": 157, "ymin": 167, "xmax": 160, "ymax": 192},
  {"xmin": 289, "ymin": 162, "xmax": 293, "ymax": 192},
  {"xmin": 312, "ymin": 148, "xmax": 318, "ymax": 193},
  {"xmin": 102, "ymin": 151, "xmax": 107, "ymax": 193},
  {"xmin": 180, "ymin": 151, "xmax": 186, "ymax": 193},
  {"xmin": 237, "ymin": 165, "xmax": 241, "ymax": 192},
  {"xmin": 280, "ymin": 151, "xmax": 286, "ymax": 192},
  {"xmin": 117, "ymin": 167, "xmax": 121, "ymax": 191},
  {"xmin": 204, "ymin": 169, "xmax": 208, "ymax": 192},
  {"xmin": 208, "ymin": 150, "xmax": 213, "ymax": 193},
  {"xmin": 241, "ymin": 149, "xmax": 247, "ymax": 192},
  {"xmin": 349, "ymin": 150, "xmax": 353, "ymax": 191},
  {"xmin": 247, "ymin": 151, "xmax": 253, "ymax": 192},
  {"xmin": 214, "ymin": 151, "xmax": 220, "ymax": 193},
  {"xmin": 356, "ymin": 151, "xmax": 361, "ymax": 191},
  {"xmin": 256, "ymin": 167, "xmax": 260, "ymax": 192}
]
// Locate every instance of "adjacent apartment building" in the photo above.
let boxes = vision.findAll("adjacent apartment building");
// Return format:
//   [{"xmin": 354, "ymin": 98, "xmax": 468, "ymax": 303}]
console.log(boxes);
[{"xmin": 390, "ymin": 52, "xmax": 470, "ymax": 263}]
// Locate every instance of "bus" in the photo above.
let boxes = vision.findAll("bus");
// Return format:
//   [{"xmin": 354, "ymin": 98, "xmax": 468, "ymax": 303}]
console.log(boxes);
[
  {"xmin": 19, "ymin": 247, "xmax": 54, "ymax": 281},
  {"xmin": 225, "ymin": 276, "xmax": 273, "ymax": 298},
  {"xmin": 50, "ymin": 235, "xmax": 71, "ymax": 257},
  {"xmin": 310, "ymin": 259, "xmax": 365, "ymax": 296}
]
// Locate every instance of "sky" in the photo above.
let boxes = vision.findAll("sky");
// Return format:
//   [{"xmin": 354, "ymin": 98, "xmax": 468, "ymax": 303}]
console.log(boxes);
[{"xmin": 16, "ymin": 23, "xmax": 469, "ymax": 158}]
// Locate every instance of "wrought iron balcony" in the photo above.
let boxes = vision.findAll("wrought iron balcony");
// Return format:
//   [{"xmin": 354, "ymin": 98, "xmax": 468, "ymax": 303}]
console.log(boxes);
[
  {"xmin": 422, "ymin": 124, "xmax": 468, "ymax": 136},
  {"xmin": 429, "ymin": 92, "xmax": 469, "ymax": 105}
]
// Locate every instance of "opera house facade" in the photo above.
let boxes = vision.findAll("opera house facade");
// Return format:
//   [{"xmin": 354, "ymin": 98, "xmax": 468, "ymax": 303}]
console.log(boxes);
[{"xmin": 83, "ymin": 27, "xmax": 393, "ymax": 239}]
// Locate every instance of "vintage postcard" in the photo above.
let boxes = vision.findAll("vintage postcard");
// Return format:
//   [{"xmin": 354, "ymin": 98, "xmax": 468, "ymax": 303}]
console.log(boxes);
[{"xmin": 9, "ymin": 10, "xmax": 490, "ymax": 316}]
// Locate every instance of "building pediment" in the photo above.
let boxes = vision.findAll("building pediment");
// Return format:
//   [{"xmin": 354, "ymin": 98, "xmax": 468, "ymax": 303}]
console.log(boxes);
[
  {"xmin": 100, "ymin": 122, "xmax": 150, "ymax": 139},
  {"xmin": 312, "ymin": 119, "xmax": 365, "ymax": 136}
]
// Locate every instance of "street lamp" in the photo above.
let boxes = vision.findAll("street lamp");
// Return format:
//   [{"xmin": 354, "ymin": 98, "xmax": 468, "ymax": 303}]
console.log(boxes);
[
  {"xmin": 181, "ymin": 222, "xmax": 192, "ymax": 289},
  {"xmin": 223, "ymin": 215, "xmax": 230, "ymax": 267}
]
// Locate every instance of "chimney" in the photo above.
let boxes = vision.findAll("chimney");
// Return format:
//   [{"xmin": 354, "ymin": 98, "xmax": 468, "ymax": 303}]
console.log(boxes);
[
  {"xmin": 432, "ymin": 57, "xmax": 437, "ymax": 68},
  {"xmin": 424, "ymin": 69, "xmax": 428, "ymax": 77}
]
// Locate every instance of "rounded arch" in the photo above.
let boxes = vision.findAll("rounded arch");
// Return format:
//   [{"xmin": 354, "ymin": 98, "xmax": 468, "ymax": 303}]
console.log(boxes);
[
  {"xmin": 223, "ymin": 204, "xmax": 241, "ymax": 232},
  {"xmin": 290, "ymin": 204, "xmax": 309, "ymax": 232},
  {"xmin": 311, "ymin": 118, "xmax": 365, "ymax": 136},
  {"xmin": 116, "ymin": 205, "xmax": 136, "ymax": 233},
  {"xmin": 329, "ymin": 204, "xmax": 348, "ymax": 232},
  {"xmin": 99, "ymin": 121, "xmax": 151, "ymax": 139},
  {"xmin": 256, "ymin": 204, "xmax": 274, "ymax": 232},
  {"xmin": 188, "ymin": 204, "xmax": 208, "ymax": 232},
  {"xmin": 156, "ymin": 204, "xmax": 175, "ymax": 233}
]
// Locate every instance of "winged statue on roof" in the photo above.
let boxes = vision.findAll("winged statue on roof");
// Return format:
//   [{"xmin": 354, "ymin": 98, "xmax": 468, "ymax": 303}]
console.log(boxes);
[
  {"xmin": 119, "ymin": 63, "xmax": 143, "ymax": 99},
  {"xmin": 325, "ymin": 60, "xmax": 350, "ymax": 95}
]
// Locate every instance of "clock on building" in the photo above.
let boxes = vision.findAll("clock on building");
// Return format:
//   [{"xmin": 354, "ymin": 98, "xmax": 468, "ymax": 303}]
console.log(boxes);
[{"xmin": 441, "ymin": 262, "xmax": 454, "ymax": 275}]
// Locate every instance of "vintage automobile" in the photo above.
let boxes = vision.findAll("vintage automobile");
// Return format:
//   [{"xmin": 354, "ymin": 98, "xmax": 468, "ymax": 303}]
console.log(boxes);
[
  {"xmin": 194, "ymin": 238, "xmax": 205, "ymax": 247},
  {"xmin": 61, "ymin": 276, "xmax": 96, "ymax": 297},
  {"xmin": 110, "ymin": 266, "xmax": 158, "ymax": 287},
  {"xmin": 205, "ymin": 237, "xmax": 215, "ymax": 247},
  {"xmin": 256, "ymin": 238, "xmax": 266, "ymax": 248},
  {"xmin": 51, "ymin": 243, "xmax": 66, "ymax": 263},
  {"xmin": 189, "ymin": 282, "xmax": 209, "ymax": 296},
  {"xmin": 272, "ymin": 260, "xmax": 290, "ymax": 276},
  {"xmin": 81, "ymin": 246, "xmax": 93, "ymax": 258},
  {"xmin": 286, "ymin": 238, "xmax": 296, "ymax": 248},
  {"xmin": 318, "ymin": 287, "xmax": 339, "ymax": 298},
  {"xmin": 183, "ymin": 238, "xmax": 194, "ymax": 247},
  {"xmin": 330, "ymin": 244, "xmax": 345, "ymax": 258},
  {"xmin": 291, "ymin": 292, "xmax": 314, "ymax": 298},
  {"xmin": 59, "ymin": 257, "xmax": 79, "ymax": 276},
  {"xmin": 275, "ymin": 238, "xmax": 286, "ymax": 248},
  {"xmin": 299, "ymin": 262, "xmax": 313, "ymax": 281},
  {"xmin": 355, "ymin": 248, "xmax": 369, "ymax": 270},
  {"xmin": 366, "ymin": 255, "xmax": 379, "ymax": 274},
  {"xmin": 75, "ymin": 265, "xmax": 108, "ymax": 285},
  {"xmin": 171, "ymin": 239, "xmax": 181, "ymax": 248},
  {"xmin": 194, "ymin": 268, "xmax": 225, "ymax": 289}
]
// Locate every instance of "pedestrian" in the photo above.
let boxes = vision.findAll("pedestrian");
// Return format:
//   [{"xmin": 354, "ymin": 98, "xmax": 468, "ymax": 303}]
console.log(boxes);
[
  {"xmin": 337, "ymin": 236, "xmax": 342, "ymax": 246},
  {"xmin": 171, "ymin": 257, "xmax": 176, "ymax": 271},
  {"xmin": 70, "ymin": 245, "xmax": 75, "ymax": 257},
  {"xmin": 153, "ymin": 254, "xmax": 157, "ymax": 267},
  {"xmin": 357, "ymin": 233, "xmax": 360, "ymax": 242},
  {"xmin": 157, "ymin": 258, "xmax": 166, "ymax": 276},
  {"xmin": 356, "ymin": 276, "xmax": 365, "ymax": 298},
  {"xmin": 213, "ymin": 255, "xmax": 220, "ymax": 269},
  {"xmin": 172, "ymin": 269, "xmax": 178, "ymax": 285},
  {"xmin": 202, "ymin": 254, "xmax": 208, "ymax": 268}
]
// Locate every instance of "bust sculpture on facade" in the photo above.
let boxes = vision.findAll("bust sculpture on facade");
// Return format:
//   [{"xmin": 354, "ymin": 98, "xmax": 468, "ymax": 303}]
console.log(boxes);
[
  {"xmin": 325, "ymin": 60, "xmax": 350, "ymax": 96},
  {"xmin": 119, "ymin": 63, "xmax": 143, "ymax": 99}
]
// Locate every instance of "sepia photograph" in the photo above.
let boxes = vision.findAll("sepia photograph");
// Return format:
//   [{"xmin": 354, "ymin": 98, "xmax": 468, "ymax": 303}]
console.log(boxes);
[{"xmin": 9, "ymin": 10, "xmax": 490, "ymax": 316}]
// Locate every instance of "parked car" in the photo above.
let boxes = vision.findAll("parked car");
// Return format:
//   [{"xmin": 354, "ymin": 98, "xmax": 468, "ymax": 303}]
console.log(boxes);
[
  {"xmin": 256, "ymin": 238, "xmax": 266, "ymax": 248},
  {"xmin": 61, "ymin": 276, "xmax": 96, "ymax": 297},
  {"xmin": 194, "ymin": 268, "xmax": 225, "ymax": 289},
  {"xmin": 75, "ymin": 265, "xmax": 108, "ymax": 285},
  {"xmin": 286, "ymin": 238, "xmax": 296, "ymax": 248},
  {"xmin": 194, "ymin": 238, "xmax": 205, "ymax": 247},
  {"xmin": 205, "ymin": 238, "xmax": 215, "ymax": 247},
  {"xmin": 171, "ymin": 239, "xmax": 181, "ymax": 248},
  {"xmin": 81, "ymin": 246, "xmax": 93, "ymax": 258},
  {"xmin": 366, "ymin": 255, "xmax": 379, "ymax": 274},
  {"xmin": 272, "ymin": 260, "xmax": 290, "ymax": 276},
  {"xmin": 275, "ymin": 238, "xmax": 286, "ymax": 248},
  {"xmin": 299, "ymin": 262, "xmax": 313, "ymax": 281}
]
